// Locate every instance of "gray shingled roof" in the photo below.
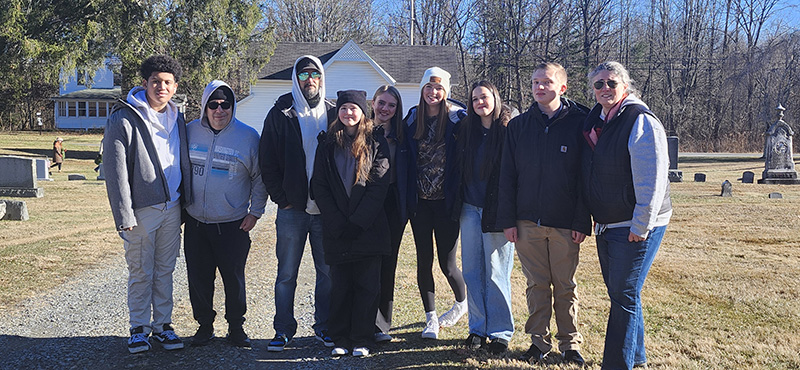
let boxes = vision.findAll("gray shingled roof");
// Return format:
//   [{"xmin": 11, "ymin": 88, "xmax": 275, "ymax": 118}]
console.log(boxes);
[
  {"xmin": 53, "ymin": 87, "xmax": 121, "ymax": 100},
  {"xmin": 258, "ymin": 42, "xmax": 463, "ymax": 85}
]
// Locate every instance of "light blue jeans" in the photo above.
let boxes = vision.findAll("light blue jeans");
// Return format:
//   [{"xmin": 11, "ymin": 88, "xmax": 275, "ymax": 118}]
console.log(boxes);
[
  {"xmin": 273, "ymin": 207, "xmax": 331, "ymax": 338},
  {"xmin": 596, "ymin": 225, "xmax": 666, "ymax": 370},
  {"xmin": 460, "ymin": 203, "xmax": 515, "ymax": 341}
]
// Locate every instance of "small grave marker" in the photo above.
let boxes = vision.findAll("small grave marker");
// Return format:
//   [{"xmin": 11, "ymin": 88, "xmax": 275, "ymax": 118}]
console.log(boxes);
[
  {"xmin": 694, "ymin": 173, "xmax": 706, "ymax": 182},
  {"xmin": 721, "ymin": 180, "xmax": 732, "ymax": 197},
  {"xmin": 742, "ymin": 171, "xmax": 755, "ymax": 183},
  {"xmin": 769, "ymin": 192, "xmax": 783, "ymax": 199}
]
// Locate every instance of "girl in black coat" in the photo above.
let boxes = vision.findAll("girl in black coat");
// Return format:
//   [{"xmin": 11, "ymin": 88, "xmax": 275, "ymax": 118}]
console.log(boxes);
[{"xmin": 311, "ymin": 90, "xmax": 391, "ymax": 357}]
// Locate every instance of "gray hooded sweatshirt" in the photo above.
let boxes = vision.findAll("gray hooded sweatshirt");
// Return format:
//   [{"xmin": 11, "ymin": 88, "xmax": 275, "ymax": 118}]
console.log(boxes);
[{"xmin": 185, "ymin": 80, "xmax": 268, "ymax": 223}]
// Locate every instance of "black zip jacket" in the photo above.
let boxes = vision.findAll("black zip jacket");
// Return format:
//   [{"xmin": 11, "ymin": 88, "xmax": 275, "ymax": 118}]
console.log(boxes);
[
  {"xmin": 311, "ymin": 130, "xmax": 391, "ymax": 265},
  {"xmin": 259, "ymin": 92, "xmax": 336, "ymax": 209},
  {"xmin": 496, "ymin": 98, "xmax": 592, "ymax": 235}
]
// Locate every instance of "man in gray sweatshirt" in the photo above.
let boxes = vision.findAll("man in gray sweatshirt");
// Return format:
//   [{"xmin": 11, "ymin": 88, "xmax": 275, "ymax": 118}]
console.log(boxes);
[
  {"xmin": 184, "ymin": 80, "xmax": 267, "ymax": 348},
  {"xmin": 103, "ymin": 55, "xmax": 192, "ymax": 354}
]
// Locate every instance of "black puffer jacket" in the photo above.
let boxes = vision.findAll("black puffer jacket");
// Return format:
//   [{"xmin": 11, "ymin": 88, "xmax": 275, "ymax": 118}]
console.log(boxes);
[
  {"xmin": 259, "ymin": 92, "xmax": 337, "ymax": 209},
  {"xmin": 496, "ymin": 98, "xmax": 592, "ymax": 235},
  {"xmin": 311, "ymin": 130, "xmax": 391, "ymax": 265}
]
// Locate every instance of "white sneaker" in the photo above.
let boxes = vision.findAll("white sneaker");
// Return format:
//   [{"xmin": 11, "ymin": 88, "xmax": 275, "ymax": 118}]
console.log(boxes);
[
  {"xmin": 421, "ymin": 311, "xmax": 439, "ymax": 339},
  {"xmin": 331, "ymin": 347, "xmax": 349, "ymax": 356},
  {"xmin": 352, "ymin": 347, "xmax": 370, "ymax": 357},
  {"xmin": 438, "ymin": 300, "xmax": 467, "ymax": 328}
]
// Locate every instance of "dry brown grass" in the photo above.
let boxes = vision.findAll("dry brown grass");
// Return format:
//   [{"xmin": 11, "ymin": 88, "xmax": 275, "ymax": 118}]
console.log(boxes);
[{"xmin": 1, "ymin": 132, "xmax": 799, "ymax": 368}]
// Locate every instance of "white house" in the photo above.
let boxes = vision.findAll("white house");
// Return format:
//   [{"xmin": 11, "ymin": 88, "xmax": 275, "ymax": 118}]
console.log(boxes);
[
  {"xmin": 52, "ymin": 62, "xmax": 120, "ymax": 130},
  {"xmin": 237, "ymin": 40, "xmax": 464, "ymax": 133}
]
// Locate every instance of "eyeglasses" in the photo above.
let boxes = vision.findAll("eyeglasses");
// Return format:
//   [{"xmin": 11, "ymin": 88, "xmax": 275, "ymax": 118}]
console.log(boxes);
[
  {"xmin": 207, "ymin": 101, "xmax": 231, "ymax": 110},
  {"xmin": 297, "ymin": 71, "xmax": 322, "ymax": 81},
  {"xmin": 593, "ymin": 80, "xmax": 619, "ymax": 89}
]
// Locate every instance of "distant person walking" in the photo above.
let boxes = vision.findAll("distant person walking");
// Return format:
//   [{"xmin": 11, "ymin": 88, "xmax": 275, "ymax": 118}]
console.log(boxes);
[
  {"xmin": 582, "ymin": 61, "xmax": 672, "ymax": 370},
  {"xmin": 50, "ymin": 137, "xmax": 64, "ymax": 172}
]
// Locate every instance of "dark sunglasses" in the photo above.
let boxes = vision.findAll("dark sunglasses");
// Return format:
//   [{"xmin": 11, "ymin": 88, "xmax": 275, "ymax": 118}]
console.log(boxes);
[
  {"xmin": 297, "ymin": 71, "xmax": 322, "ymax": 81},
  {"xmin": 207, "ymin": 101, "xmax": 231, "ymax": 110},
  {"xmin": 593, "ymin": 80, "xmax": 619, "ymax": 89}
]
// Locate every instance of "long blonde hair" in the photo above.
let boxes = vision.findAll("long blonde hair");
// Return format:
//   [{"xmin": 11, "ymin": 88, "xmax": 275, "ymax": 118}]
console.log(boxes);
[{"xmin": 327, "ymin": 114, "xmax": 375, "ymax": 184}]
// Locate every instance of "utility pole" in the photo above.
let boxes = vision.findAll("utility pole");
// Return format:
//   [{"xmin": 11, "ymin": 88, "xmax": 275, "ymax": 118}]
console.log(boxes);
[{"xmin": 409, "ymin": 0, "xmax": 414, "ymax": 45}]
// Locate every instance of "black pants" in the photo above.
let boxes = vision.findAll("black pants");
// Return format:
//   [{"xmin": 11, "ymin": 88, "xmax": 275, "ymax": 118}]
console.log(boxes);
[
  {"xmin": 376, "ymin": 184, "xmax": 407, "ymax": 334},
  {"xmin": 410, "ymin": 199, "xmax": 466, "ymax": 312},
  {"xmin": 184, "ymin": 215, "xmax": 251, "ymax": 328},
  {"xmin": 329, "ymin": 256, "xmax": 382, "ymax": 350}
]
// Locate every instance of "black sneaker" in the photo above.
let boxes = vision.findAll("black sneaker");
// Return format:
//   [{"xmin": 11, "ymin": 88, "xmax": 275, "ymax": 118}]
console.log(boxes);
[
  {"xmin": 488, "ymin": 338, "xmax": 508, "ymax": 355},
  {"xmin": 267, "ymin": 333, "xmax": 289, "ymax": 352},
  {"xmin": 152, "ymin": 323, "xmax": 184, "ymax": 350},
  {"xmin": 315, "ymin": 330, "xmax": 334, "ymax": 348},
  {"xmin": 227, "ymin": 327, "xmax": 251, "ymax": 347},
  {"xmin": 519, "ymin": 344, "xmax": 548, "ymax": 363},
  {"xmin": 563, "ymin": 350, "xmax": 585, "ymax": 367},
  {"xmin": 127, "ymin": 326, "xmax": 151, "ymax": 354},
  {"xmin": 191, "ymin": 324, "xmax": 214, "ymax": 346},
  {"xmin": 464, "ymin": 333, "xmax": 486, "ymax": 350}
]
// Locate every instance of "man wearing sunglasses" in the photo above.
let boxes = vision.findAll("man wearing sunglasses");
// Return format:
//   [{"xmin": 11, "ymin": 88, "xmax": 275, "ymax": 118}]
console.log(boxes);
[
  {"xmin": 183, "ymin": 81, "xmax": 268, "ymax": 348},
  {"xmin": 259, "ymin": 55, "xmax": 337, "ymax": 352}
]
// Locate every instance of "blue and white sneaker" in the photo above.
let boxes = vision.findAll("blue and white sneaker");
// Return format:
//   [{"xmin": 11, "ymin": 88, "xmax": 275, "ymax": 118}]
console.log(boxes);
[
  {"xmin": 128, "ymin": 326, "xmax": 151, "ymax": 354},
  {"xmin": 315, "ymin": 330, "xmax": 334, "ymax": 347},
  {"xmin": 267, "ymin": 333, "xmax": 290, "ymax": 352}
]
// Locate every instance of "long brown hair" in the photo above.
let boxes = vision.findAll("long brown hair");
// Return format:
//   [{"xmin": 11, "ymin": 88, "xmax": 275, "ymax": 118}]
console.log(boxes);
[
  {"xmin": 413, "ymin": 85, "xmax": 450, "ymax": 141},
  {"xmin": 458, "ymin": 80, "xmax": 510, "ymax": 181},
  {"xmin": 371, "ymin": 85, "xmax": 404, "ymax": 143},
  {"xmin": 327, "ymin": 113, "xmax": 375, "ymax": 184}
]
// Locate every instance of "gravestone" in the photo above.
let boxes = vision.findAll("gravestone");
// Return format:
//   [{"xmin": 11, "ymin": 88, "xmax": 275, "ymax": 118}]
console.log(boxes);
[
  {"xmin": 0, "ymin": 202, "xmax": 5, "ymax": 219},
  {"xmin": 769, "ymin": 192, "xmax": 783, "ymax": 199},
  {"xmin": 667, "ymin": 136, "xmax": 682, "ymax": 182},
  {"xmin": 0, "ymin": 200, "xmax": 29, "ymax": 221},
  {"xmin": 721, "ymin": 180, "xmax": 732, "ymax": 197},
  {"xmin": 694, "ymin": 173, "xmax": 706, "ymax": 182},
  {"xmin": 758, "ymin": 104, "xmax": 800, "ymax": 184},
  {"xmin": 68, "ymin": 174, "xmax": 86, "ymax": 181},
  {"xmin": 34, "ymin": 158, "xmax": 53, "ymax": 181},
  {"xmin": 742, "ymin": 171, "xmax": 755, "ymax": 184},
  {"xmin": 0, "ymin": 156, "xmax": 44, "ymax": 197}
]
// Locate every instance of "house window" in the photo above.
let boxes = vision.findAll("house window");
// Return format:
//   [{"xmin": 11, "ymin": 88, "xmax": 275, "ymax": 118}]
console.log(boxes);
[
  {"xmin": 68, "ymin": 102, "xmax": 76, "ymax": 117},
  {"xmin": 99, "ymin": 102, "xmax": 108, "ymax": 117},
  {"xmin": 78, "ymin": 101, "xmax": 87, "ymax": 116},
  {"xmin": 88, "ymin": 102, "xmax": 97, "ymax": 117},
  {"xmin": 58, "ymin": 102, "xmax": 67, "ymax": 117}
]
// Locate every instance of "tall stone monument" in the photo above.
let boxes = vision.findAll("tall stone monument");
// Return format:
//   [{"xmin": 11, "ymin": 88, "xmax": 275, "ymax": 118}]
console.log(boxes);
[{"xmin": 758, "ymin": 104, "xmax": 800, "ymax": 184}]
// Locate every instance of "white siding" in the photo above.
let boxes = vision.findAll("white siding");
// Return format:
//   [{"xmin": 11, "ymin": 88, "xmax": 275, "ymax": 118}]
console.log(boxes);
[
  {"xmin": 324, "ymin": 61, "xmax": 390, "ymax": 98},
  {"xmin": 60, "ymin": 64, "xmax": 115, "ymax": 95},
  {"xmin": 236, "ymin": 81, "xmax": 291, "ymax": 133}
]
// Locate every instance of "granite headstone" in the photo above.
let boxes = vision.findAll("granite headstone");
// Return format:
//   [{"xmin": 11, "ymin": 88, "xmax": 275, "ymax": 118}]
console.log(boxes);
[{"xmin": 0, "ymin": 156, "xmax": 44, "ymax": 197}]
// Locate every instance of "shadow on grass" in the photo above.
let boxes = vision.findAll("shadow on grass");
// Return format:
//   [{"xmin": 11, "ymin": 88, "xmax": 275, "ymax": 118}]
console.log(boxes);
[{"xmin": 1, "ymin": 148, "xmax": 99, "ymax": 160}]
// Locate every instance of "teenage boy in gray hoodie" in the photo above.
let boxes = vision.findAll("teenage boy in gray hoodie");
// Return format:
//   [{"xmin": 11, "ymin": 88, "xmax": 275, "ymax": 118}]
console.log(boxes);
[
  {"xmin": 184, "ymin": 81, "xmax": 268, "ymax": 348},
  {"xmin": 103, "ymin": 55, "xmax": 192, "ymax": 354}
]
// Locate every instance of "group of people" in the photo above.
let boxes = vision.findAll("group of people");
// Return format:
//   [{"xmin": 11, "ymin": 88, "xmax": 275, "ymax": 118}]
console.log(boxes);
[{"xmin": 103, "ymin": 54, "xmax": 670, "ymax": 370}]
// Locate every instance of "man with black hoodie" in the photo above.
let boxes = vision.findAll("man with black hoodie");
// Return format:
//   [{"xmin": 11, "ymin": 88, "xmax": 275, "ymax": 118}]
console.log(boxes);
[
  {"xmin": 259, "ymin": 56, "xmax": 336, "ymax": 352},
  {"xmin": 497, "ymin": 62, "xmax": 591, "ymax": 366}
]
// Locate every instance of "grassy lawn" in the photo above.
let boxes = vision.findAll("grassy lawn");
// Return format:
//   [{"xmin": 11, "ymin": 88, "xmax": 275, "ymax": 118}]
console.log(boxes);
[{"xmin": 1, "ymin": 131, "xmax": 799, "ymax": 369}]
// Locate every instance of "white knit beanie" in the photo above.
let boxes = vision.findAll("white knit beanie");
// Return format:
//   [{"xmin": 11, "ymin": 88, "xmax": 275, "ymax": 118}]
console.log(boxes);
[{"xmin": 420, "ymin": 67, "xmax": 451, "ymax": 97}]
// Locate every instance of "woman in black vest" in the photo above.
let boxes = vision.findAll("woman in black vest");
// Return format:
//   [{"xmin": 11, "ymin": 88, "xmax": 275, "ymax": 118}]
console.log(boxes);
[
  {"xmin": 311, "ymin": 90, "xmax": 391, "ymax": 358},
  {"xmin": 581, "ymin": 62, "xmax": 672, "ymax": 370}
]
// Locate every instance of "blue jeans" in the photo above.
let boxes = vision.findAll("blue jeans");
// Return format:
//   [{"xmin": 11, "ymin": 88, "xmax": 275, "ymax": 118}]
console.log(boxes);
[
  {"xmin": 460, "ymin": 203, "xmax": 515, "ymax": 341},
  {"xmin": 273, "ymin": 207, "xmax": 331, "ymax": 338},
  {"xmin": 596, "ymin": 225, "xmax": 666, "ymax": 370}
]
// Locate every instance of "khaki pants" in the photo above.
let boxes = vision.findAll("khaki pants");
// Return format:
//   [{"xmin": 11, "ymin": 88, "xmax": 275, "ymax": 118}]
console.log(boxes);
[
  {"xmin": 120, "ymin": 204, "xmax": 182, "ymax": 333},
  {"xmin": 515, "ymin": 220, "xmax": 583, "ymax": 352}
]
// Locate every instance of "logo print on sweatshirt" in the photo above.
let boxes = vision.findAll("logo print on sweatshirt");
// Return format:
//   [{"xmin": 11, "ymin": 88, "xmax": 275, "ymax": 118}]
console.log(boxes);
[
  {"xmin": 561, "ymin": 146, "xmax": 568, "ymax": 153},
  {"xmin": 189, "ymin": 144, "xmax": 241, "ymax": 179}
]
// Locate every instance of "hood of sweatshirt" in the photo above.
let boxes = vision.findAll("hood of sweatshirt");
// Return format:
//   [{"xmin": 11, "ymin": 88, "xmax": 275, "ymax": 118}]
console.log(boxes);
[
  {"xmin": 198, "ymin": 80, "xmax": 237, "ymax": 130},
  {"xmin": 126, "ymin": 86, "xmax": 179, "ymax": 135}
]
